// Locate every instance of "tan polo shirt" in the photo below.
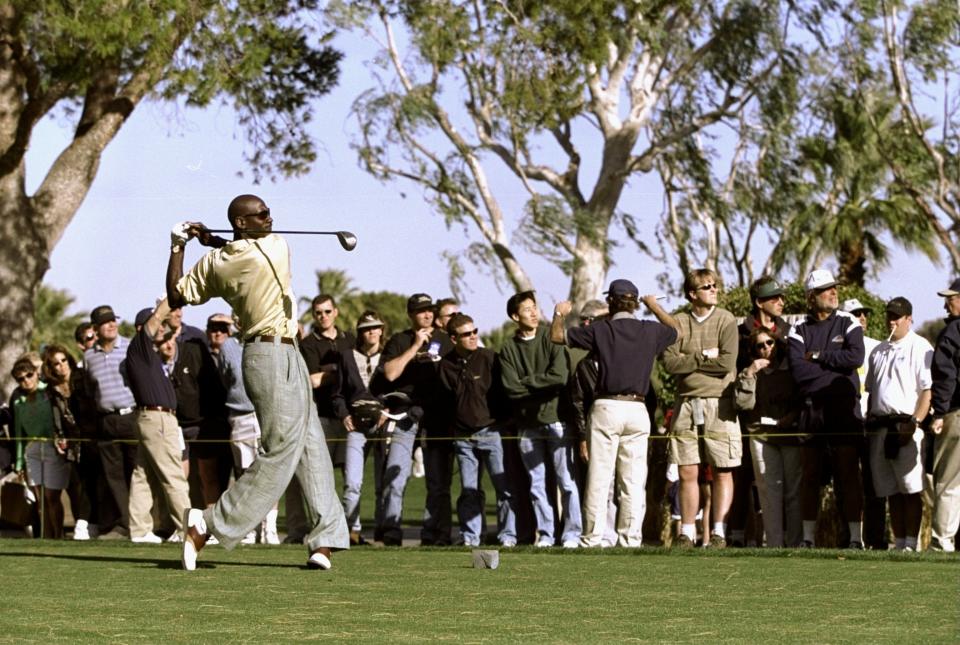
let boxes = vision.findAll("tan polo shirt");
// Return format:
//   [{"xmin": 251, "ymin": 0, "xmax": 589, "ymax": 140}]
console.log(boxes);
[{"xmin": 177, "ymin": 234, "xmax": 298, "ymax": 340}]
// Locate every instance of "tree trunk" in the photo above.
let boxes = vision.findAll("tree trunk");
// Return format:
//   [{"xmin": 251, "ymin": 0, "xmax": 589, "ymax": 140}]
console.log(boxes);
[
  {"xmin": 836, "ymin": 236, "xmax": 867, "ymax": 287},
  {"xmin": 0, "ymin": 170, "xmax": 46, "ymax": 395}
]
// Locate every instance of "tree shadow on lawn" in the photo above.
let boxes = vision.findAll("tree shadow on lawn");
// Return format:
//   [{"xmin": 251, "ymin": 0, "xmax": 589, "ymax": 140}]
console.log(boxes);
[{"xmin": 0, "ymin": 551, "xmax": 307, "ymax": 570}]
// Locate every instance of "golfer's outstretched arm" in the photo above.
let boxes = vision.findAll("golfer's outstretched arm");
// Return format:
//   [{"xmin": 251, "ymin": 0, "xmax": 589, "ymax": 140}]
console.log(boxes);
[{"xmin": 167, "ymin": 247, "xmax": 187, "ymax": 309}]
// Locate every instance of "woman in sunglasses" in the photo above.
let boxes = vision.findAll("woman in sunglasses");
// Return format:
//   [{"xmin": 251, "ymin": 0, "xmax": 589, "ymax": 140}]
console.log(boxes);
[
  {"xmin": 9, "ymin": 352, "xmax": 72, "ymax": 538},
  {"xmin": 42, "ymin": 343, "xmax": 93, "ymax": 539},
  {"xmin": 734, "ymin": 329, "xmax": 803, "ymax": 547}
]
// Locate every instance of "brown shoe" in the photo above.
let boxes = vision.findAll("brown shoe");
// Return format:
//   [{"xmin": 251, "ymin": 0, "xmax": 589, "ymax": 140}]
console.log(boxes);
[
  {"xmin": 349, "ymin": 531, "xmax": 367, "ymax": 546},
  {"xmin": 707, "ymin": 533, "xmax": 727, "ymax": 549},
  {"xmin": 673, "ymin": 534, "xmax": 695, "ymax": 550},
  {"xmin": 307, "ymin": 547, "xmax": 332, "ymax": 570}
]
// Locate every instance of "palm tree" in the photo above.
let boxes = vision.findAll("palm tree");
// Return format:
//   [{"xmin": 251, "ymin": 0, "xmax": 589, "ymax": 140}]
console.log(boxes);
[
  {"xmin": 31, "ymin": 285, "xmax": 87, "ymax": 359},
  {"xmin": 767, "ymin": 84, "xmax": 939, "ymax": 285}
]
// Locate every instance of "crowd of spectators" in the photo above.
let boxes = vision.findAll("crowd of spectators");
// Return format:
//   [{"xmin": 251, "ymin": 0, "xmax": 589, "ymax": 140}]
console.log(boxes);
[{"xmin": 2, "ymin": 268, "xmax": 959, "ymax": 553}]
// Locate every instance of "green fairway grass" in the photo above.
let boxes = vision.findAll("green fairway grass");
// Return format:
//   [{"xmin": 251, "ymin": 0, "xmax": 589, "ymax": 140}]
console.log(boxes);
[{"xmin": 0, "ymin": 541, "xmax": 956, "ymax": 643}]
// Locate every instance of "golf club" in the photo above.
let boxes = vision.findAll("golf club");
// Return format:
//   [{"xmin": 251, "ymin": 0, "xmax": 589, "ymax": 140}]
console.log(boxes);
[{"xmin": 206, "ymin": 229, "xmax": 358, "ymax": 251}]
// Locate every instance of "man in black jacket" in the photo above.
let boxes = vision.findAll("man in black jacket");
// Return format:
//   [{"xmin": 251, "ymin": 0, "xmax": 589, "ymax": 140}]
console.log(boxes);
[
  {"xmin": 930, "ymin": 278, "xmax": 960, "ymax": 552},
  {"xmin": 438, "ymin": 313, "xmax": 517, "ymax": 547},
  {"xmin": 787, "ymin": 269, "xmax": 865, "ymax": 548}
]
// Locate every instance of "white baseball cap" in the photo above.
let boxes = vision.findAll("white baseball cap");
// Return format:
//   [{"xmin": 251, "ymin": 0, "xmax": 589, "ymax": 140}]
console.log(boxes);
[
  {"xmin": 841, "ymin": 298, "xmax": 871, "ymax": 314},
  {"xmin": 805, "ymin": 268, "xmax": 837, "ymax": 292}
]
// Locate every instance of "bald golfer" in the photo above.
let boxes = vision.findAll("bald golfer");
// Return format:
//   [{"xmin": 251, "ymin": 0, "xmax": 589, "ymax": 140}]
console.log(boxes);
[{"xmin": 167, "ymin": 194, "xmax": 348, "ymax": 570}]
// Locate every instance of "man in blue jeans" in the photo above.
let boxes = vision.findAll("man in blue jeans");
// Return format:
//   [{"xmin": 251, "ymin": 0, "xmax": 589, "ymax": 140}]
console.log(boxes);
[
  {"xmin": 374, "ymin": 293, "xmax": 452, "ymax": 545},
  {"xmin": 438, "ymin": 313, "xmax": 517, "ymax": 546},
  {"xmin": 500, "ymin": 290, "xmax": 581, "ymax": 547}
]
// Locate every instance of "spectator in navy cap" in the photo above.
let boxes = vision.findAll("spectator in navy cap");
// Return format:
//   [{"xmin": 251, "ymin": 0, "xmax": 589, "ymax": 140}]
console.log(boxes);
[{"xmin": 551, "ymin": 279, "xmax": 680, "ymax": 547}]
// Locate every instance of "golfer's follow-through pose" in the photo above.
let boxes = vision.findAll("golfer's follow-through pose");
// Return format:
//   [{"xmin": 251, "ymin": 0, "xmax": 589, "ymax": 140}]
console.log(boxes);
[{"xmin": 167, "ymin": 193, "xmax": 348, "ymax": 571}]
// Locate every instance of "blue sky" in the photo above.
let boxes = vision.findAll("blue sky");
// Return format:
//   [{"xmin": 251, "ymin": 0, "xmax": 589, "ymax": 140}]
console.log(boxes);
[{"xmin": 26, "ymin": 30, "xmax": 954, "ymax": 335}]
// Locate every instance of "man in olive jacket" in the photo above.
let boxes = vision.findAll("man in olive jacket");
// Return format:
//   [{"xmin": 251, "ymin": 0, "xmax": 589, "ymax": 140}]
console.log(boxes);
[{"xmin": 500, "ymin": 291, "xmax": 581, "ymax": 548}]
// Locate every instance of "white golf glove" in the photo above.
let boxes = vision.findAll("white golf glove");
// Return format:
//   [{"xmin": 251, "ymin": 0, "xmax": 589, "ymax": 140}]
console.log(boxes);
[{"xmin": 171, "ymin": 221, "xmax": 192, "ymax": 247}]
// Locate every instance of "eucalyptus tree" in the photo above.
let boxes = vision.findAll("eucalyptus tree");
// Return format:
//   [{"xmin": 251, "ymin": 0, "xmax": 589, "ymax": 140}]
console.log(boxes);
[
  {"xmin": 0, "ymin": 1, "xmax": 341, "ymax": 387},
  {"xmin": 331, "ymin": 0, "xmax": 799, "ymax": 306},
  {"xmin": 848, "ymin": 0, "xmax": 960, "ymax": 271}
]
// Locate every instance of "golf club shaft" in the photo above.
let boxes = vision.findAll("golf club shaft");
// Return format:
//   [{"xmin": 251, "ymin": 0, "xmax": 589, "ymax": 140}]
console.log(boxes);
[{"xmin": 207, "ymin": 229, "xmax": 347, "ymax": 236}]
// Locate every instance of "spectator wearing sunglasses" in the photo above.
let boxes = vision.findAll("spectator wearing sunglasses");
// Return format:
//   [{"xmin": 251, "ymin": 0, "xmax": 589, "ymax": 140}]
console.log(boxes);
[
  {"xmin": 735, "ymin": 327, "xmax": 803, "ymax": 547},
  {"xmin": 439, "ymin": 313, "xmax": 516, "ymax": 547},
  {"xmin": 9, "ymin": 352, "xmax": 71, "ymax": 538},
  {"xmin": 730, "ymin": 276, "xmax": 791, "ymax": 547},
  {"xmin": 663, "ymin": 268, "xmax": 740, "ymax": 549}
]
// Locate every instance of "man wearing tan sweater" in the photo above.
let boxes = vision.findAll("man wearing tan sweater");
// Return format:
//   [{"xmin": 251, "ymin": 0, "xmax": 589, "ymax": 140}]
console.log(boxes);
[{"xmin": 663, "ymin": 269, "xmax": 740, "ymax": 548}]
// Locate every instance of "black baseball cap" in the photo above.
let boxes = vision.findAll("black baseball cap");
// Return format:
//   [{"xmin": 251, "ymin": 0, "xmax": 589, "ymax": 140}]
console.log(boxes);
[
  {"xmin": 134, "ymin": 308, "xmax": 154, "ymax": 328},
  {"xmin": 937, "ymin": 278, "xmax": 960, "ymax": 297},
  {"xmin": 604, "ymin": 279, "xmax": 639, "ymax": 298},
  {"xmin": 885, "ymin": 297, "xmax": 912, "ymax": 318},
  {"xmin": 407, "ymin": 293, "xmax": 433, "ymax": 313},
  {"xmin": 90, "ymin": 305, "xmax": 117, "ymax": 326}
]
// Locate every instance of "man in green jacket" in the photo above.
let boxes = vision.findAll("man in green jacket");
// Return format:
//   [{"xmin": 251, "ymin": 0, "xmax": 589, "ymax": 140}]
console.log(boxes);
[{"xmin": 500, "ymin": 291, "xmax": 581, "ymax": 548}]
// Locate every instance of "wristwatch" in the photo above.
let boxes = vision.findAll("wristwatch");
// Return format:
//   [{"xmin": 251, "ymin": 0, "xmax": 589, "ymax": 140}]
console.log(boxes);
[{"xmin": 171, "ymin": 244, "xmax": 182, "ymax": 254}]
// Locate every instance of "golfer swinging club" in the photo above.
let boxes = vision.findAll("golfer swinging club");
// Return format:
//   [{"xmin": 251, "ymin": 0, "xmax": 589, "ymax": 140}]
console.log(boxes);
[{"xmin": 167, "ymin": 193, "xmax": 348, "ymax": 571}]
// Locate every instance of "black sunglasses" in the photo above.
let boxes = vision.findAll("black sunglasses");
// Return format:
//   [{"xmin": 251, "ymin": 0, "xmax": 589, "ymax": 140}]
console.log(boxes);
[
  {"xmin": 456, "ymin": 328, "xmax": 479, "ymax": 338},
  {"xmin": 754, "ymin": 339, "xmax": 776, "ymax": 350},
  {"xmin": 697, "ymin": 283, "xmax": 717, "ymax": 292}
]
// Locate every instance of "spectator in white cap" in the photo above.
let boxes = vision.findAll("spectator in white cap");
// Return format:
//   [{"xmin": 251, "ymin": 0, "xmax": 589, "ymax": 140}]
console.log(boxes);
[
  {"xmin": 787, "ymin": 268, "xmax": 865, "ymax": 548},
  {"xmin": 929, "ymin": 278, "xmax": 960, "ymax": 551},
  {"xmin": 864, "ymin": 297, "xmax": 932, "ymax": 551},
  {"xmin": 340, "ymin": 311, "xmax": 387, "ymax": 546}
]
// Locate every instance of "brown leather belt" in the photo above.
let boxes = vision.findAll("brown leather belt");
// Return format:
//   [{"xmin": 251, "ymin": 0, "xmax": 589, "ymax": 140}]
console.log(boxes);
[
  {"xmin": 139, "ymin": 405, "xmax": 176, "ymax": 415},
  {"xmin": 596, "ymin": 393, "xmax": 645, "ymax": 402},
  {"xmin": 246, "ymin": 335, "xmax": 296, "ymax": 346}
]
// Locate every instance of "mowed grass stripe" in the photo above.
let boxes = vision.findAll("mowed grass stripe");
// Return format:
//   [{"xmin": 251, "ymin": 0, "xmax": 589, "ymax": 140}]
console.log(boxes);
[{"xmin": 0, "ymin": 541, "xmax": 956, "ymax": 643}]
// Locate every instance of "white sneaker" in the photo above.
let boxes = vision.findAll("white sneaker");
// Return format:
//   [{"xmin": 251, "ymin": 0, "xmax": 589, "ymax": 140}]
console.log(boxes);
[
  {"xmin": 535, "ymin": 538, "xmax": 553, "ymax": 548},
  {"xmin": 73, "ymin": 519, "xmax": 90, "ymax": 541},
  {"xmin": 263, "ymin": 527, "xmax": 280, "ymax": 545},
  {"xmin": 167, "ymin": 533, "xmax": 183, "ymax": 543},
  {"xmin": 241, "ymin": 530, "xmax": 257, "ymax": 545},
  {"xmin": 307, "ymin": 549, "xmax": 332, "ymax": 570},
  {"xmin": 206, "ymin": 534, "xmax": 220, "ymax": 546},
  {"xmin": 131, "ymin": 532, "xmax": 163, "ymax": 544},
  {"xmin": 562, "ymin": 540, "xmax": 580, "ymax": 549},
  {"xmin": 500, "ymin": 539, "xmax": 517, "ymax": 548},
  {"xmin": 182, "ymin": 508, "xmax": 207, "ymax": 571}
]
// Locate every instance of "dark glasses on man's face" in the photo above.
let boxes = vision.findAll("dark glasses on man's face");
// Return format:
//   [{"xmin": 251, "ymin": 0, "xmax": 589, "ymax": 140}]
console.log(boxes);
[
  {"xmin": 754, "ymin": 339, "xmax": 775, "ymax": 350},
  {"xmin": 314, "ymin": 309, "xmax": 334, "ymax": 317},
  {"xmin": 697, "ymin": 283, "xmax": 717, "ymax": 292},
  {"xmin": 14, "ymin": 372, "xmax": 36, "ymax": 383},
  {"xmin": 457, "ymin": 329, "xmax": 479, "ymax": 338}
]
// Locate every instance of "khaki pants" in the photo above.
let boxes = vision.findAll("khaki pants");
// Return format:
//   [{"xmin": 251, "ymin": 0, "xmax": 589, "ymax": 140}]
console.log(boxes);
[
  {"xmin": 128, "ymin": 409, "xmax": 191, "ymax": 538},
  {"xmin": 581, "ymin": 400, "xmax": 650, "ymax": 548},
  {"xmin": 932, "ymin": 409, "xmax": 960, "ymax": 549}
]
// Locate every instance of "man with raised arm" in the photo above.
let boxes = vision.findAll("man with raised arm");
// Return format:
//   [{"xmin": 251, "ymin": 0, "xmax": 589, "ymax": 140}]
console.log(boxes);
[
  {"xmin": 166, "ymin": 193, "xmax": 347, "ymax": 571},
  {"xmin": 551, "ymin": 280, "xmax": 680, "ymax": 548}
]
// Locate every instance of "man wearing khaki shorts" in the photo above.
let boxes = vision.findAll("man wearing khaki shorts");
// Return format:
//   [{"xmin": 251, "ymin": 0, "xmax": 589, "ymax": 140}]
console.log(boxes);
[{"xmin": 663, "ymin": 268, "xmax": 740, "ymax": 548}]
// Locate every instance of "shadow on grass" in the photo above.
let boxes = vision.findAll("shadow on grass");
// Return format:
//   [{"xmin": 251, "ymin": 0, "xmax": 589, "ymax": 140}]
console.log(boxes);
[{"xmin": 0, "ymin": 551, "xmax": 306, "ymax": 570}]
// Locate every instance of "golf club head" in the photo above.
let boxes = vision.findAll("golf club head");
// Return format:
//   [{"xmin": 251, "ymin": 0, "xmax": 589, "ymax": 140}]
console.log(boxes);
[{"xmin": 337, "ymin": 231, "xmax": 358, "ymax": 251}]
